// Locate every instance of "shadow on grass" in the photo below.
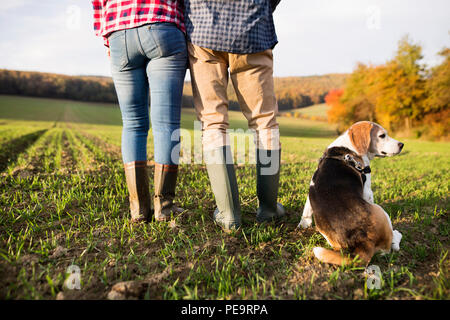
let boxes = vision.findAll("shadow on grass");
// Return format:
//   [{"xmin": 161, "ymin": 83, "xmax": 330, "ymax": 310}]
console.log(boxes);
[{"xmin": 0, "ymin": 129, "xmax": 48, "ymax": 172}]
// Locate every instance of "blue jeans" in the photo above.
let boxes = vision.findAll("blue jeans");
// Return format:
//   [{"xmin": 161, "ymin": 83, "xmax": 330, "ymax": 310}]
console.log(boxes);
[{"xmin": 109, "ymin": 23, "xmax": 187, "ymax": 165}]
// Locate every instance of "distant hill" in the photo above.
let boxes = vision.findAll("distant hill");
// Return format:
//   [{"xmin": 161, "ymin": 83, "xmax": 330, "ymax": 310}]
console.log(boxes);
[
  {"xmin": 0, "ymin": 69, "xmax": 347, "ymax": 110},
  {"xmin": 182, "ymin": 74, "xmax": 348, "ymax": 111},
  {"xmin": 0, "ymin": 69, "xmax": 117, "ymax": 104}
]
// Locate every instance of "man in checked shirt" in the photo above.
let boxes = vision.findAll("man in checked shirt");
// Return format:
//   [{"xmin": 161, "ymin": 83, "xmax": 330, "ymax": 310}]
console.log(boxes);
[{"xmin": 185, "ymin": 0, "xmax": 285, "ymax": 231}]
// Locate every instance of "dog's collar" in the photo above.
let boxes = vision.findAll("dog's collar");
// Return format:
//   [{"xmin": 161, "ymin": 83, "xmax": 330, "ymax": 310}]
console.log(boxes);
[
  {"xmin": 325, "ymin": 153, "xmax": 371, "ymax": 175},
  {"xmin": 343, "ymin": 154, "xmax": 371, "ymax": 174}
]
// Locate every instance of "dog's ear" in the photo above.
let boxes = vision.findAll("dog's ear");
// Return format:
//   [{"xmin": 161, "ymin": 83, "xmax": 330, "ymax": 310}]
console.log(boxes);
[{"xmin": 348, "ymin": 122, "xmax": 373, "ymax": 155}]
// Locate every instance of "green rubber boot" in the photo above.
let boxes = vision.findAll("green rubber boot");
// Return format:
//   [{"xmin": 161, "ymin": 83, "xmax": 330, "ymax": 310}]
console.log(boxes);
[
  {"xmin": 204, "ymin": 146, "xmax": 241, "ymax": 231},
  {"xmin": 256, "ymin": 149, "xmax": 285, "ymax": 222}
]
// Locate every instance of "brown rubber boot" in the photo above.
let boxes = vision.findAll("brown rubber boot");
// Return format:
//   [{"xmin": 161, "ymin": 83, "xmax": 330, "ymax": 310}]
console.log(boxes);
[
  {"xmin": 153, "ymin": 163, "xmax": 184, "ymax": 221},
  {"xmin": 123, "ymin": 161, "xmax": 151, "ymax": 222}
]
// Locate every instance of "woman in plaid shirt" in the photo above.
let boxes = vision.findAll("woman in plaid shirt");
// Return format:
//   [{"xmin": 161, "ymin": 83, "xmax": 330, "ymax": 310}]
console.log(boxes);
[{"xmin": 92, "ymin": 0, "xmax": 187, "ymax": 223}]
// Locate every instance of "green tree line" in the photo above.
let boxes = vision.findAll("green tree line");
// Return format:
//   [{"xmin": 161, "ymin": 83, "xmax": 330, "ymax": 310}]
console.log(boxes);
[{"xmin": 0, "ymin": 70, "xmax": 118, "ymax": 103}]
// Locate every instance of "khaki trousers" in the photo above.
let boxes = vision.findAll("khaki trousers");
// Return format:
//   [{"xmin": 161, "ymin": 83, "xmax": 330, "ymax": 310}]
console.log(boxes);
[{"xmin": 188, "ymin": 42, "xmax": 280, "ymax": 151}]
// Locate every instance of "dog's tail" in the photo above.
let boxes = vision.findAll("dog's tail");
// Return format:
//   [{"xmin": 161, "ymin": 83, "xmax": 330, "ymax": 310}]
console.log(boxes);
[{"xmin": 313, "ymin": 247, "xmax": 352, "ymax": 266}]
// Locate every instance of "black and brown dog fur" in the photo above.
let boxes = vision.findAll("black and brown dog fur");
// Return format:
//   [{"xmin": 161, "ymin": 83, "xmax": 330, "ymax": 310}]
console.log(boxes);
[{"xmin": 310, "ymin": 146, "xmax": 393, "ymax": 266}]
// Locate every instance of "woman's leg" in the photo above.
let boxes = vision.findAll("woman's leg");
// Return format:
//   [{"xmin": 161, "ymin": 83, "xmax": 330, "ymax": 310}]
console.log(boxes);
[
  {"xmin": 143, "ymin": 24, "xmax": 187, "ymax": 220},
  {"xmin": 109, "ymin": 28, "xmax": 150, "ymax": 164},
  {"xmin": 109, "ymin": 28, "xmax": 151, "ymax": 222},
  {"xmin": 113, "ymin": 68, "xmax": 150, "ymax": 164},
  {"xmin": 113, "ymin": 68, "xmax": 152, "ymax": 222},
  {"xmin": 147, "ymin": 52, "xmax": 186, "ymax": 165}
]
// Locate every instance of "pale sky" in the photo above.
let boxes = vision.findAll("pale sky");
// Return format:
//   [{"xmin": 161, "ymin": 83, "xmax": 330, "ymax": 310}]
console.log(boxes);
[{"xmin": 0, "ymin": 0, "xmax": 449, "ymax": 78}]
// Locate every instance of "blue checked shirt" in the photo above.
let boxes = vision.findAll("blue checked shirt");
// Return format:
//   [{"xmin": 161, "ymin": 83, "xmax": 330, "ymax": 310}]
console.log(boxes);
[{"xmin": 184, "ymin": 0, "xmax": 280, "ymax": 54}]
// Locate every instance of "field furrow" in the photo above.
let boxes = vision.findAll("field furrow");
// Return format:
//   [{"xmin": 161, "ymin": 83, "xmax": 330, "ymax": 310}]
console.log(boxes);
[
  {"xmin": 75, "ymin": 130, "xmax": 122, "ymax": 165},
  {"xmin": 63, "ymin": 129, "xmax": 99, "ymax": 172},
  {"xmin": 0, "ymin": 129, "xmax": 48, "ymax": 173}
]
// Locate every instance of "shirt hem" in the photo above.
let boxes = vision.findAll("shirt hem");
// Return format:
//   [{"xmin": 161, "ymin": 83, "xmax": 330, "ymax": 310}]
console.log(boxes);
[{"xmin": 188, "ymin": 40, "xmax": 278, "ymax": 54}]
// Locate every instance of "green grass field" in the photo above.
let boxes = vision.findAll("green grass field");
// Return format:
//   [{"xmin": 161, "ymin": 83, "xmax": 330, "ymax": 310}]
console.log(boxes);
[
  {"xmin": 290, "ymin": 103, "xmax": 330, "ymax": 117},
  {"xmin": 0, "ymin": 95, "xmax": 448, "ymax": 300}
]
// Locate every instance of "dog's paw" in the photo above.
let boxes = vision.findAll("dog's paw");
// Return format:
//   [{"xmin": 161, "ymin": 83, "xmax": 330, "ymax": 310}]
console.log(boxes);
[
  {"xmin": 298, "ymin": 218, "xmax": 312, "ymax": 229},
  {"xmin": 391, "ymin": 230, "xmax": 402, "ymax": 251},
  {"xmin": 312, "ymin": 247, "xmax": 325, "ymax": 259}
]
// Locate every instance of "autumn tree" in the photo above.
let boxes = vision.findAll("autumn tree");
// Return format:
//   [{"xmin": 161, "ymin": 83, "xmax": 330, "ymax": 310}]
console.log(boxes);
[
  {"xmin": 328, "ymin": 63, "xmax": 379, "ymax": 129},
  {"xmin": 328, "ymin": 35, "xmax": 445, "ymax": 136},
  {"xmin": 423, "ymin": 47, "xmax": 450, "ymax": 137},
  {"xmin": 374, "ymin": 36, "xmax": 427, "ymax": 131},
  {"xmin": 325, "ymin": 89, "xmax": 346, "ymax": 131}
]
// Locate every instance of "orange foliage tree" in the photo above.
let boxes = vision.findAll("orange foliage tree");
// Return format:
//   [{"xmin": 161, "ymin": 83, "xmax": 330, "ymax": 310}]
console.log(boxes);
[
  {"xmin": 325, "ymin": 89, "xmax": 346, "ymax": 131},
  {"xmin": 373, "ymin": 36, "xmax": 427, "ymax": 131},
  {"xmin": 422, "ymin": 48, "xmax": 450, "ymax": 138},
  {"xmin": 326, "ymin": 36, "xmax": 448, "ymax": 138}
]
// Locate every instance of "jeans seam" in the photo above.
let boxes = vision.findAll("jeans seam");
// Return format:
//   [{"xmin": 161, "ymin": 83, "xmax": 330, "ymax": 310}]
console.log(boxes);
[
  {"xmin": 148, "ymin": 27, "xmax": 163, "ymax": 58},
  {"xmin": 135, "ymin": 27, "xmax": 147, "ymax": 57},
  {"xmin": 122, "ymin": 30, "xmax": 130, "ymax": 71}
]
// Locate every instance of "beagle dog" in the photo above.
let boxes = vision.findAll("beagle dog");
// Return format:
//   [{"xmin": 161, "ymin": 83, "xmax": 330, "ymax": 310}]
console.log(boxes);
[{"xmin": 298, "ymin": 121, "xmax": 404, "ymax": 265}]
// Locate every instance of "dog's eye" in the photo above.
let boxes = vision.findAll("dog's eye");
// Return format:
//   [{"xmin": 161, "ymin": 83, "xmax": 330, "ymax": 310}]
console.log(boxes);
[{"xmin": 379, "ymin": 134, "xmax": 386, "ymax": 139}]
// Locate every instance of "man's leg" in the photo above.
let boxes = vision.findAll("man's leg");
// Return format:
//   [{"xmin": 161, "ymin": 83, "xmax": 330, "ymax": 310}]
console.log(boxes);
[
  {"xmin": 229, "ymin": 49, "xmax": 285, "ymax": 222},
  {"xmin": 187, "ymin": 43, "xmax": 241, "ymax": 231}
]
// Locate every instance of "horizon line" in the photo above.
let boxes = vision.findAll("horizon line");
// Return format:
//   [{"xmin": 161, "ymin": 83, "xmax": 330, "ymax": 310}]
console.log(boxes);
[{"xmin": 0, "ymin": 67, "xmax": 350, "ymax": 80}]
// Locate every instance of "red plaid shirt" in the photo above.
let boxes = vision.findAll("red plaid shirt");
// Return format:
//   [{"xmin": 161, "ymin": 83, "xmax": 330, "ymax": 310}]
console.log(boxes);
[{"xmin": 92, "ymin": 0, "xmax": 185, "ymax": 47}]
